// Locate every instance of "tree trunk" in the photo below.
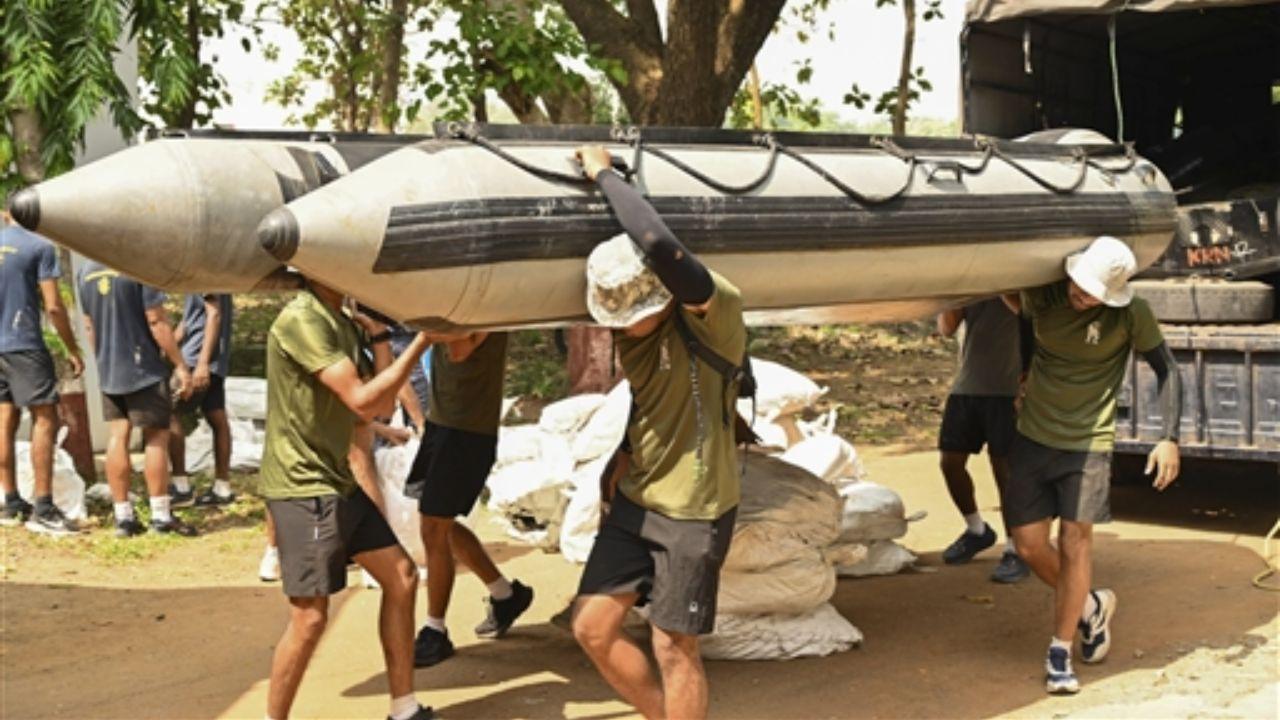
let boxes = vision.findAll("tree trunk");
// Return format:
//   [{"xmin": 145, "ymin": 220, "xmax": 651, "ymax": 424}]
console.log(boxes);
[
  {"xmin": 10, "ymin": 107, "xmax": 46, "ymax": 185},
  {"xmin": 566, "ymin": 327, "xmax": 617, "ymax": 394},
  {"xmin": 894, "ymin": 0, "xmax": 916, "ymax": 136},
  {"xmin": 374, "ymin": 0, "xmax": 408, "ymax": 132}
]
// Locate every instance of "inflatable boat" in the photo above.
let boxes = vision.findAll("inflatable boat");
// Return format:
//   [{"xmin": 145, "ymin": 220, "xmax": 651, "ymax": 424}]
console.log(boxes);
[
  {"xmin": 6, "ymin": 130, "xmax": 426, "ymax": 292},
  {"xmin": 258, "ymin": 123, "xmax": 1176, "ymax": 330}
]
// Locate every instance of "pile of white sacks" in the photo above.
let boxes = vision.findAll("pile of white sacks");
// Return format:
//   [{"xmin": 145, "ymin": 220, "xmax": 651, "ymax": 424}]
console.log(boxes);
[{"xmin": 479, "ymin": 358, "xmax": 922, "ymax": 661}]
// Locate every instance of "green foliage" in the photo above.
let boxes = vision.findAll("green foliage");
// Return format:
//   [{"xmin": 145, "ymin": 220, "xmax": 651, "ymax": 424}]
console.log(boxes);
[
  {"xmin": 505, "ymin": 330, "xmax": 567, "ymax": 400},
  {"xmin": 0, "ymin": 0, "xmax": 142, "ymax": 194},
  {"xmin": 846, "ymin": 66, "xmax": 932, "ymax": 117},
  {"xmin": 133, "ymin": 0, "xmax": 252, "ymax": 128},
  {"xmin": 727, "ymin": 56, "xmax": 822, "ymax": 131}
]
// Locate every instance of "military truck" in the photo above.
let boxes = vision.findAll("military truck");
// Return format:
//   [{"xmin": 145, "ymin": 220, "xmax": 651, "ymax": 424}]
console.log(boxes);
[{"xmin": 962, "ymin": 1, "xmax": 1279, "ymax": 470}]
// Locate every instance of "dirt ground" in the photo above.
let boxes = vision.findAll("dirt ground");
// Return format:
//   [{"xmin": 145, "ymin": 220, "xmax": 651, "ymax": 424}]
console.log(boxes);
[{"xmin": 3, "ymin": 440, "xmax": 1277, "ymax": 719}]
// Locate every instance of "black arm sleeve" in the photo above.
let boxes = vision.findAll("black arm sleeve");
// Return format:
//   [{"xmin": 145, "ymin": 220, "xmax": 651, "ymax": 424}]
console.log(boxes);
[
  {"xmin": 1141, "ymin": 342, "xmax": 1182, "ymax": 441},
  {"xmin": 595, "ymin": 170, "xmax": 714, "ymax": 305},
  {"xmin": 1018, "ymin": 315, "xmax": 1035, "ymax": 374}
]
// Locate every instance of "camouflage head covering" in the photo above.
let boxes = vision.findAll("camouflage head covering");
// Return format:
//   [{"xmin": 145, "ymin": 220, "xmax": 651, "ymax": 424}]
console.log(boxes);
[{"xmin": 585, "ymin": 234, "xmax": 673, "ymax": 328}]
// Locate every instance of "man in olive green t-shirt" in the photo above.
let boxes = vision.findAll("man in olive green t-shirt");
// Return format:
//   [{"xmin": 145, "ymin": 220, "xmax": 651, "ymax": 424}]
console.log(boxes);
[
  {"xmin": 1003, "ymin": 236, "xmax": 1182, "ymax": 696},
  {"xmin": 571, "ymin": 144, "xmax": 747, "ymax": 720},
  {"xmin": 404, "ymin": 331, "xmax": 535, "ymax": 668},
  {"xmin": 260, "ymin": 281, "xmax": 434, "ymax": 720}
]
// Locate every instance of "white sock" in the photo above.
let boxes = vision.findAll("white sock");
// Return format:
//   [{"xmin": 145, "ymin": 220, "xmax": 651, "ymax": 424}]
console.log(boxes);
[
  {"xmin": 213, "ymin": 479, "xmax": 233, "ymax": 498},
  {"xmin": 963, "ymin": 512, "xmax": 985, "ymax": 535},
  {"xmin": 389, "ymin": 694, "xmax": 420, "ymax": 720},
  {"xmin": 1005, "ymin": 536, "xmax": 1018, "ymax": 554},
  {"xmin": 172, "ymin": 475, "xmax": 191, "ymax": 493},
  {"xmin": 262, "ymin": 545, "xmax": 278, "ymax": 560},
  {"xmin": 1082, "ymin": 591, "xmax": 1099, "ymax": 621},
  {"xmin": 113, "ymin": 502, "xmax": 135, "ymax": 523},
  {"xmin": 150, "ymin": 496, "xmax": 172, "ymax": 523},
  {"xmin": 425, "ymin": 616, "xmax": 446, "ymax": 633},
  {"xmin": 487, "ymin": 577, "xmax": 513, "ymax": 601},
  {"xmin": 1050, "ymin": 637, "xmax": 1072, "ymax": 653}
]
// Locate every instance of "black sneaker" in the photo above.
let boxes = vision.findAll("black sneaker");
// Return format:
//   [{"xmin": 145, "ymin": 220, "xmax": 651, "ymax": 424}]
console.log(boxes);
[
  {"xmin": 413, "ymin": 626, "xmax": 454, "ymax": 667},
  {"xmin": 387, "ymin": 704, "xmax": 434, "ymax": 720},
  {"xmin": 151, "ymin": 517, "xmax": 199, "ymax": 537},
  {"xmin": 194, "ymin": 488, "xmax": 236, "ymax": 507},
  {"xmin": 115, "ymin": 518, "xmax": 147, "ymax": 538},
  {"xmin": 1, "ymin": 496, "xmax": 33, "ymax": 527},
  {"xmin": 169, "ymin": 485, "xmax": 195, "ymax": 509},
  {"xmin": 474, "ymin": 579, "xmax": 534, "ymax": 638},
  {"xmin": 990, "ymin": 550, "xmax": 1030, "ymax": 584},
  {"xmin": 941, "ymin": 524, "xmax": 997, "ymax": 565},
  {"xmin": 25, "ymin": 504, "xmax": 77, "ymax": 537}
]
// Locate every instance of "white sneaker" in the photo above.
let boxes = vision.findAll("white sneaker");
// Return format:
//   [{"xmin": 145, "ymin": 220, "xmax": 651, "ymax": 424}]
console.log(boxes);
[
  {"xmin": 362, "ymin": 568, "xmax": 380, "ymax": 589},
  {"xmin": 259, "ymin": 546, "xmax": 280, "ymax": 582}
]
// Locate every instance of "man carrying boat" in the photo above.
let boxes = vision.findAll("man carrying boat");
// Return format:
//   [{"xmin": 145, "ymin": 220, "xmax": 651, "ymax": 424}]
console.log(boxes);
[
  {"xmin": 570, "ymin": 144, "xmax": 746, "ymax": 720},
  {"xmin": 406, "ymin": 330, "xmax": 535, "ymax": 667},
  {"xmin": 1003, "ymin": 236, "xmax": 1181, "ymax": 694},
  {"xmin": 258, "ymin": 279, "xmax": 432, "ymax": 720}
]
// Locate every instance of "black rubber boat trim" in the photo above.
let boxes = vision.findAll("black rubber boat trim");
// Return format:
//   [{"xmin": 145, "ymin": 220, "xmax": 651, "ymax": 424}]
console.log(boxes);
[{"xmin": 373, "ymin": 192, "xmax": 1176, "ymax": 273}]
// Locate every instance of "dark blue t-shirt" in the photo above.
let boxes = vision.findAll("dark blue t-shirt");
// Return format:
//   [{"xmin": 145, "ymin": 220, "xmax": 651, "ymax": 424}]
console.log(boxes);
[
  {"xmin": 180, "ymin": 294, "xmax": 233, "ymax": 377},
  {"xmin": 0, "ymin": 224, "xmax": 61, "ymax": 353},
  {"xmin": 77, "ymin": 260, "xmax": 170, "ymax": 395}
]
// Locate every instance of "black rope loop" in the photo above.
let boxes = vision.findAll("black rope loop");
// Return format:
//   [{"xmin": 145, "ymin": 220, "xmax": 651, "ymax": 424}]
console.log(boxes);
[
  {"xmin": 617, "ymin": 128, "xmax": 781, "ymax": 196},
  {"xmin": 771, "ymin": 137, "xmax": 916, "ymax": 205},
  {"xmin": 448, "ymin": 121, "xmax": 595, "ymax": 188}
]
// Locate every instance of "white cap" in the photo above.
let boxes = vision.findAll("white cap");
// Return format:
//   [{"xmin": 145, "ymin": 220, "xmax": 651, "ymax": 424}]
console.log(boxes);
[
  {"xmin": 585, "ymin": 234, "xmax": 672, "ymax": 328},
  {"xmin": 1065, "ymin": 235, "xmax": 1137, "ymax": 307}
]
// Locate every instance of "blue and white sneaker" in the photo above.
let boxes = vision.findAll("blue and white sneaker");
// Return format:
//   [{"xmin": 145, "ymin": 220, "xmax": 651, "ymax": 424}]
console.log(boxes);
[
  {"xmin": 1045, "ymin": 646, "xmax": 1080, "ymax": 694},
  {"xmin": 1079, "ymin": 588, "xmax": 1117, "ymax": 664}
]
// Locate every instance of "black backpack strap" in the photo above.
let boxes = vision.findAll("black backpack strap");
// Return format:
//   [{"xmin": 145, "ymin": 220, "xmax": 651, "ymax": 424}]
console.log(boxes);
[{"xmin": 672, "ymin": 310, "xmax": 746, "ymax": 427}]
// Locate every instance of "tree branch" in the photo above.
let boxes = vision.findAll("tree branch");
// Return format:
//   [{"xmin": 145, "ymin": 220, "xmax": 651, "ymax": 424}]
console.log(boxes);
[{"xmin": 559, "ymin": 0, "xmax": 663, "ymax": 120}]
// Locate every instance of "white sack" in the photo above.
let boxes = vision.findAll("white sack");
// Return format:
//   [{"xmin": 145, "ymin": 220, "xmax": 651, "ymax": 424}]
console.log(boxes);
[
  {"xmin": 723, "ymin": 453, "xmax": 842, "ymax": 572},
  {"xmin": 571, "ymin": 380, "xmax": 631, "ymax": 463},
  {"xmin": 494, "ymin": 424, "xmax": 546, "ymax": 468},
  {"xmin": 183, "ymin": 419, "xmax": 265, "ymax": 473},
  {"xmin": 224, "ymin": 377, "xmax": 268, "ymax": 421},
  {"xmin": 15, "ymin": 437, "xmax": 86, "ymax": 520},
  {"xmin": 560, "ymin": 455, "xmax": 609, "ymax": 564},
  {"xmin": 701, "ymin": 603, "xmax": 863, "ymax": 661},
  {"xmin": 373, "ymin": 438, "xmax": 426, "ymax": 566},
  {"xmin": 736, "ymin": 359, "xmax": 826, "ymax": 421},
  {"xmin": 486, "ymin": 454, "xmax": 573, "ymax": 529},
  {"xmin": 750, "ymin": 415, "xmax": 801, "ymax": 451},
  {"xmin": 718, "ymin": 550, "xmax": 836, "ymax": 615},
  {"xmin": 838, "ymin": 480, "xmax": 908, "ymax": 542},
  {"xmin": 779, "ymin": 434, "xmax": 862, "ymax": 485},
  {"xmin": 539, "ymin": 393, "xmax": 607, "ymax": 435},
  {"xmin": 837, "ymin": 540, "xmax": 916, "ymax": 577}
]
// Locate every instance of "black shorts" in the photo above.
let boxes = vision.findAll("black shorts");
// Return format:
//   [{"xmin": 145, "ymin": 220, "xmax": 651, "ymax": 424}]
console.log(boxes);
[
  {"xmin": 578, "ymin": 492, "xmax": 736, "ymax": 636},
  {"xmin": 267, "ymin": 488, "xmax": 400, "ymax": 597},
  {"xmin": 404, "ymin": 421, "xmax": 497, "ymax": 518},
  {"xmin": 1004, "ymin": 432, "xmax": 1112, "ymax": 528},
  {"xmin": 173, "ymin": 374, "xmax": 226, "ymax": 434},
  {"xmin": 938, "ymin": 394, "xmax": 1016, "ymax": 456},
  {"xmin": 0, "ymin": 349, "xmax": 59, "ymax": 407},
  {"xmin": 103, "ymin": 381, "xmax": 171, "ymax": 429}
]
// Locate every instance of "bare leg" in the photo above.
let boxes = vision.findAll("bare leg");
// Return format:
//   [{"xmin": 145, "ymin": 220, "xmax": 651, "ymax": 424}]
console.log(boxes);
[
  {"xmin": 572, "ymin": 594, "xmax": 665, "ymax": 720},
  {"xmin": 265, "ymin": 511, "xmax": 277, "ymax": 547},
  {"xmin": 105, "ymin": 419, "xmax": 133, "ymax": 503},
  {"xmin": 988, "ymin": 454, "xmax": 1013, "ymax": 536},
  {"xmin": 0, "ymin": 403, "xmax": 19, "ymax": 495},
  {"xmin": 267, "ymin": 596, "xmax": 329, "ymax": 719},
  {"xmin": 448, "ymin": 522, "xmax": 501, "ymax": 585},
  {"xmin": 1055, "ymin": 521, "xmax": 1093, "ymax": 641},
  {"xmin": 168, "ymin": 414, "xmax": 187, "ymax": 476},
  {"xmin": 140, "ymin": 427, "xmax": 170, "ymax": 499},
  {"xmin": 420, "ymin": 515, "xmax": 457, "ymax": 619},
  {"xmin": 651, "ymin": 625, "xmax": 709, "ymax": 720},
  {"xmin": 1011, "ymin": 520, "xmax": 1059, "ymax": 585},
  {"xmin": 207, "ymin": 408, "xmax": 232, "ymax": 481},
  {"xmin": 355, "ymin": 545, "xmax": 419, "ymax": 700},
  {"xmin": 940, "ymin": 451, "xmax": 978, "ymax": 517},
  {"xmin": 27, "ymin": 404, "xmax": 59, "ymax": 499}
]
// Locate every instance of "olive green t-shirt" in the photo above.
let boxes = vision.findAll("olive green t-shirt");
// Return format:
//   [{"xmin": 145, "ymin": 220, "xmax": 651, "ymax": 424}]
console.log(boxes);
[
  {"xmin": 259, "ymin": 291, "xmax": 363, "ymax": 499},
  {"xmin": 426, "ymin": 332, "xmax": 508, "ymax": 436},
  {"xmin": 616, "ymin": 272, "xmax": 747, "ymax": 521},
  {"xmin": 1018, "ymin": 281, "xmax": 1164, "ymax": 452}
]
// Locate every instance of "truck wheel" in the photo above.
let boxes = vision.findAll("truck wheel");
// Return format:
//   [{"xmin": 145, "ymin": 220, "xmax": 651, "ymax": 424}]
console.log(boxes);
[{"xmin": 1131, "ymin": 279, "xmax": 1273, "ymax": 323}]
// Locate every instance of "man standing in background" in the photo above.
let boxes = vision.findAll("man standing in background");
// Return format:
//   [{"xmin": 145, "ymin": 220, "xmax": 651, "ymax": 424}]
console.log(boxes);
[
  {"xmin": 169, "ymin": 293, "xmax": 236, "ymax": 507},
  {"xmin": 0, "ymin": 205, "xmax": 85, "ymax": 535},
  {"xmin": 78, "ymin": 260, "xmax": 196, "ymax": 537},
  {"xmin": 936, "ymin": 299, "xmax": 1028, "ymax": 583}
]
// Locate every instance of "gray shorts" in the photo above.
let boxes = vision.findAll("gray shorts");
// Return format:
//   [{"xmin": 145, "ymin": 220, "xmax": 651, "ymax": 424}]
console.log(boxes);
[
  {"xmin": 578, "ymin": 492, "xmax": 736, "ymax": 636},
  {"xmin": 103, "ymin": 381, "xmax": 171, "ymax": 429},
  {"xmin": 267, "ymin": 489, "xmax": 399, "ymax": 598},
  {"xmin": 0, "ymin": 349, "xmax": 59, "ymax": 407},
  {"xmin": 1004, "ymin": 432, "xmax": 1112, "ymax": 527}
]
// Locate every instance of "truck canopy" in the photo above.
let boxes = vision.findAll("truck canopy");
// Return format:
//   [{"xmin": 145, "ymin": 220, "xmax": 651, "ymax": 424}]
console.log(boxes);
[{"xmin": 962, "ymin": 1, "xmax": 1278, "ymax": 204}]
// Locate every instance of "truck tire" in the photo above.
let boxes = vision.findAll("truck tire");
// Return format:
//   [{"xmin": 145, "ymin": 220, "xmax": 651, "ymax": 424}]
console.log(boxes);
[{"xmin": 1131, "ymin": 279, "xmax": 1273, "ymax": 323}]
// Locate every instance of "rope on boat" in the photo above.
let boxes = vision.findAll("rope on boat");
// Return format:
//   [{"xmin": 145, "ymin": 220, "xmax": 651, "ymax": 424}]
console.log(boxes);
[{"xmin": 611, "ymin": 125, "xmax": 781, "ymax": 196}]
